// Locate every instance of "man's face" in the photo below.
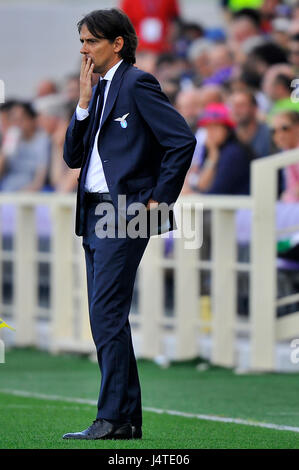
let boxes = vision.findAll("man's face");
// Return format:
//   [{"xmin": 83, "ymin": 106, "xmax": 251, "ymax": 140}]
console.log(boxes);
[
  {"xmin": 230, "ymin": 93, "xmax": 256, "ymax": 126},
  {"xmin": 37, "ymin": 113, "xmax": 58, "ymax": 136},
  {"xmin": 271, "ymin": 114, "xmax": 298, "ymax": 151},
  {"xmin": 11, "ymin": 106, "xmax": 36, "ymax": 137},
  {"xmin": 205, "ymin": 123, "xmax": 229, "ymax": 147},
  {"xmin": 230, "ymin": 18, "xmax": 258, "ymax": 44},
  {"xmin": 175, "ymin": 90, "xmax": 202, "ymax": 125},
  {"xmin": 0, "ymin": 110, "xmax": 11, "ymax": 135},
  {"xmin": 289, "ymin": 40, "xmax": 299, "ymax": 67},
  {"xmin": 79, "ymin": 24, "xmax": 122, "ymax": 75}
]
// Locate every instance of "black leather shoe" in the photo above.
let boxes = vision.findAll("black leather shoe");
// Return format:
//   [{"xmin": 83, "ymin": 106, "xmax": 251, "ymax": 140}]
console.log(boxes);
[
  {"xmin": 131, "ymin": 424, "xmax": 142, "ymax": 439},
  {"xmin": 63, "ymin": 418, "xmax": 132, "ymax": 440}
]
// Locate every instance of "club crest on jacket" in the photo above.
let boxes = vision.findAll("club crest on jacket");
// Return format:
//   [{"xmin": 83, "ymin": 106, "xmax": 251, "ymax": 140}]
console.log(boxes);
[{"xmin": 114, "ymin": 113, "xmax": 129, "ymax": 128}]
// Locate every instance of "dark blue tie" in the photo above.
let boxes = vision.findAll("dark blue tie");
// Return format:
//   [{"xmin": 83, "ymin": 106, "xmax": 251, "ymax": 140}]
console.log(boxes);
[{"xmin": 88, "ymin": 78, "xmax": 108, "ymax": 150}]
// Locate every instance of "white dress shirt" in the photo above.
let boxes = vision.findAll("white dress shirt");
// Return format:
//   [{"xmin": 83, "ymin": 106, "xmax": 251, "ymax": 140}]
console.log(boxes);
[{"xmin": 76, "ymin": 59, "xmax": 123, "ymax": 192}]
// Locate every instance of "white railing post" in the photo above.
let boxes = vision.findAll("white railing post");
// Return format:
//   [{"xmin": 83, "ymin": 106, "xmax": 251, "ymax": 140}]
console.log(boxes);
[
  {"xmin": 174, "ymin": 202, "xmax": 198, "ymax": 359},
  {"xmin": 14, "ymin": 205, "xmax": 36, "ymax": 345},
  {"xmin": 0, "ymin": 211, "xmax": 3, "ymax": 317},
  {"xmin": 138, "ymin": 236, "xmax": 163, "ymax": 358},
  {"xmin": 211, "ymin": 208, "xmax": 236, "ymax": 367},
  {"xmin": 250, "ymin": 159, "xmax": 276, "ymax": 371},
  {"xmin": 4, "ymin": 162, "xmax": 299, "ymax": 370},
  {"xmin": 50, "ymin": 204, "xmax": 74, "ymax": 353},
  {"xmin": 77, "ymin": 237, "xmax": 93, "ymax": 348}
]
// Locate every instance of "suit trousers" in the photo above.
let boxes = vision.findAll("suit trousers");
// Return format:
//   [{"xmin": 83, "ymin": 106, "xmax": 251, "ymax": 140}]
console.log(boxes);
[{"xmin": 82, "ymin": 198, "xmax": 150, "ymax": 425}]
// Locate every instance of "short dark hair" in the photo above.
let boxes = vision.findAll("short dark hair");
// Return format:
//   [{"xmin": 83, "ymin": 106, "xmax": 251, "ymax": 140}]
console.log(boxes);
[
  {"xmin": 274, "ymin": 74, "xmax": 293, "ymax": 92},
  {"xmin": 233, "ymin": 89, "xmax": 257, "ymax": 107},
  {"xmin": 156, "ymin": 53, "xmax": 177, "ymax": 67},
  {"xmin": 14, "ymin": 101, "xmax": 37, "ymax": 119},
  {"xmin": 0, "ymin": 99, "xmax": 18, "ymax": 113},
  {"xmin": 277, "ymin": 110, "xmax": 299, "ymax": 125},
  {"xmin": 250, "ymin": 42, "xmax": 288, "ymax": 66},
  {"xmin": 77, "ymin": 8, "xmax": 138, "ymax": 65},
  {"xmin": 233, "ymin": 8, "xmax": 261, "ymax": 28}
]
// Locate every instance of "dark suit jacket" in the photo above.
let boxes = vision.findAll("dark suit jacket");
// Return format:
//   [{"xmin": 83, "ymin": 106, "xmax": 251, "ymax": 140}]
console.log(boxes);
[{"xmin": 63, "ymin": 60, "xmax": 197, "ymax": 236}]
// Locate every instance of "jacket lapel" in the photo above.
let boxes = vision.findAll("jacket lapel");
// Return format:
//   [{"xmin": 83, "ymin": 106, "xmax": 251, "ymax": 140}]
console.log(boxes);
[
  {"xmin": 81, "ymin": 61, "xmax": 131, "ymax": 168},
  {"xmin": 100, "ymin": 60, "xmax": 131, "ymax": 131}
]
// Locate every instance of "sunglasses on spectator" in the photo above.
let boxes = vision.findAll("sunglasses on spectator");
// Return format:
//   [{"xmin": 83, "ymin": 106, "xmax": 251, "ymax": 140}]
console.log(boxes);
[{"xmin": 270, "ymin": 125, "xmax": 292, "ymax": 134}]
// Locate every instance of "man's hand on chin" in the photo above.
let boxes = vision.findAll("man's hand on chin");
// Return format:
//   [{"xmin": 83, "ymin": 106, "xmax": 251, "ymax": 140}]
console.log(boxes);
[{"xmin": 146, "ymin": 198, "xmax": 159, "ymax": 210}]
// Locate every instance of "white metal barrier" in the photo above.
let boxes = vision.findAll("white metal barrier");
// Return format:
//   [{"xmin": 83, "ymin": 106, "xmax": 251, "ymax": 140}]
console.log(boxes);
[{"xmin": 1, "ymin": 148, "xmax": 299, "ymax": 370}]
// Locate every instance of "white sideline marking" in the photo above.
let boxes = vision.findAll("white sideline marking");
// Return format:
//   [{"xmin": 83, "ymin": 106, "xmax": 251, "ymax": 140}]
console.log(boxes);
[{"xmin": 1, "ymin": 388, "xmax": 299, "ymax": 434}]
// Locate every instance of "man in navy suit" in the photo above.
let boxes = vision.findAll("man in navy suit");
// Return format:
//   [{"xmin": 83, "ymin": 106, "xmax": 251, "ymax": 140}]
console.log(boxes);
[{"xmin": 63, "ymin": 8, "xmax": 196, "ymax": 440}]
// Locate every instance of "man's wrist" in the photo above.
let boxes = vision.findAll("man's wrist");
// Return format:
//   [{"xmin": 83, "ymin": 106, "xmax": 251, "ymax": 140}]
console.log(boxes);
[
  {"xmin": 76, "ymin": 104, "xmax": 89, "ymax": 121},
  {"xmin": 203, "ymin": 158, "xmax": 217, "ymax": 169},
  {"xmin": 146, "ymin": 198, "xmax": 159, "ymax": 210},
  {"xmin": 188, "ymin": 172, "xmax": 201, "ymax": 190},
  {"xmin": 78, "ymin": 100, "xmax": 89, "ymax": 109}
]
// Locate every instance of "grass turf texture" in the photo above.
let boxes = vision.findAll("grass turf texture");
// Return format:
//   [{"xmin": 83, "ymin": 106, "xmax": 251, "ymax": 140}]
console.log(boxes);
[{"xmin": 0, "ymin": 348, "xmax": 299, "ymax": 449}]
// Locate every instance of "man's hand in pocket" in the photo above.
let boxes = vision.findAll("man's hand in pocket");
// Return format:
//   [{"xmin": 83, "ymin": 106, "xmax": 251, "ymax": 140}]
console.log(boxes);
[{"xmin": 146, "ymin": 198, "xmax": 159, "ymax": 210}]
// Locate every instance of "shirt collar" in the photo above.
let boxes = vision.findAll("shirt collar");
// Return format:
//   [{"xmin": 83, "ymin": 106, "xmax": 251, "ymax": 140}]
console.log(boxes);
[{"xmin": 101, "ymin": 59, "xmax": 123, "ymax": 82}]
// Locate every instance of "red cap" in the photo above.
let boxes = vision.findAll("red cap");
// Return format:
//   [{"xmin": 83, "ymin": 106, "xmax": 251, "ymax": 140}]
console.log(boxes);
[{"xmin": 198, "ymin": 103, "xmax": 236, "ymax": 128}]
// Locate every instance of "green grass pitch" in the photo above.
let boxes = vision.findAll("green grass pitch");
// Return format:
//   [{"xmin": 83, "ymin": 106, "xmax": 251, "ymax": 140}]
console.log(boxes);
[{"xmin": 0, "ymin": 348, "xmax": 299, "ymax": 449}]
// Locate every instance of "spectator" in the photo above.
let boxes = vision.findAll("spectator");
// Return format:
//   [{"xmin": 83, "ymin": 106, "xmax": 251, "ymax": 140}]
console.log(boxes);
[
  {"xmin": 135, "ymin": 50, "xmax": 158, "ymax": 75},
  {"xmin": 229, "ymin": 89, "xmax": 272, "ymax": 157},
  {"xmin": 201, "ymin": 84, "xmax": 224, "ymax": 107},
  {"xmin": 228, "ymin": 8, "xmax": 262, "ymax": 62},
  {"xmin": 187, "ymin": 38, "xmax": 213, "ymax": 84},
  {"xmin": 262, "ymin": 63, "xmax": 293, "ymax": 101},
  {"xmin": 62, "ymin": 74, "xmax": 80, "ymax": 116},
  {"xmin": 202, "ymin": 43, "xmax": 234, "ymax": 86},
  {"xmin": 36, "ymin": 79, "xmax": 58, "ymax": 98},
  {"xmin": 266, "ymin": 72, "xmax": 299, "ymax": 116},
  {"xmin": 292, "ymin": 1, "xmax": 299, "ymax": 21},
  {"xmin": 175, "ymin": 87, "xmax": 202, "ymax": 132},
  {"xmin": 186, "ymin": 103, "xmax": 254, "ymax": 195},
  {"xmin": 288, "ymin": 18, "xmax": 299, "ymax": 36},
  {"xmin": 288, "ymin": 34, "xmax": 299, "ymax": 76},
  {"xmin": 271, "ymin": 17, "xmax": 291, "ymax": 50},
  {"xmin": 242, "ymin": 42, "xmax": 288, "ymax": 90},
  {"xmin": 6, "ymin": 0, "xmax": 299, "ymax": 201},
  {"xmin": 181, "ymin": 85, "xmax": 225, "ymax": 194},
  {"xmin": 260, "ymin": 0, "xmax": 287, "ymax": 33},
  {"xmin": 230, "ymin": 7, "xmax": 262, "ymax": 43},
  {"xmin": 34, "ymin": 93, "xmax": 79, "ymax": 192},
  {"xmin": 159, "ymin": 78, "xmax": 180, "ymax": 105},
  {"xmin": 173, "ymin": 21, "xmax": 204, "ymax": 59},
  {"xmin": 120, "ymin": 0, "xmax": 180, "ymax": 53},
  {"xmin": 0, "ymin": 102, "xmax": 50, "ymax": 191},
  {"xmin": 155, "ymin": 53, "xmax": 188, "ymax": 82},
  {"xmin": 271, "ymin": 110, "xmax": 299, "ymax": 202},
  {"xmin": 0, "ymin": 100, "xmax": 18, "ymax": 143}
]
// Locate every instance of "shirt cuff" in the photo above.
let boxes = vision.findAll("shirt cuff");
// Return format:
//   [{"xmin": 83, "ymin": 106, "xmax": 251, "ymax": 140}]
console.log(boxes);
[{"xmin": 76, "ymin": 104, "xmax": 89, "ymax": 121}]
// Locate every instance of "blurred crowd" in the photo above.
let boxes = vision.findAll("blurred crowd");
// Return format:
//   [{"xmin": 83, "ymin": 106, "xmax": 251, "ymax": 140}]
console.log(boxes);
[{"xmin": 1, "ymin": 0, "xmax": 299, "ymax": 201}]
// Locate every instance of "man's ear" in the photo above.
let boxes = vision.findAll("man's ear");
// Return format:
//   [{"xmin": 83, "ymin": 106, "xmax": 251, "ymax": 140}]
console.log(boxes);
[{"xmin": 114, "ymin": 36, "xmax": 124, "ymax": 54}]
